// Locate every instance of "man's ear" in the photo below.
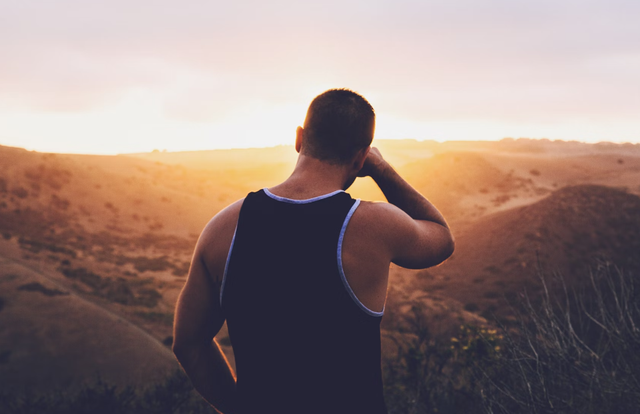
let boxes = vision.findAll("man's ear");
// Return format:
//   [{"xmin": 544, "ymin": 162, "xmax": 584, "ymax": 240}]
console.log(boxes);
[
  {"xmin": 353, "ymin": 146, "xmax": 370, "ymax": 172},
  {"xmin": 295, "ymin": 126, "xmax": 304, "ymax": 153}
]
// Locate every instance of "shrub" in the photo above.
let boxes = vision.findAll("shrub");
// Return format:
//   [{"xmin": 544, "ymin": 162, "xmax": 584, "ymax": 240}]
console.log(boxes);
[
  {"xmin": 61, "ymin": 267, "xmax": 107, "ymax": 290},
  {"xmin": 17, "ymin": 282, "xmax": 68, "ymax": 297},
  {"xmin": 383, "ymin": 264, "xmax": 640, "ymax": 414},
  {"xmin": 60, "ymin": 267, "xmax": 162, "ymax": 308},
  {"xmin": 480, "ymin": 265, "xmax": 640, "ymax": 414},
  {"xmin": 50, "ymin": 194, "xmax": 70, "ymax": 210},
  {"xmin": 18, "ymin": 237, "xmax": 77, "ymax": 258},
  {"xmin": 383, "ymin": 305, "xmax": 499, "ymax": 414},
  {"xmin": 11, "ymin": 186, "xmax": 28, "ymax": 199}
]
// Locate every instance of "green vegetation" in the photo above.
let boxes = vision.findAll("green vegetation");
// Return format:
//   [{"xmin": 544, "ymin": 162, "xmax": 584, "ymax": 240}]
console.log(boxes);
[
  {"xmin": 382, "ymin": 265, "xmax": 640, "ymax": 414},
  {"xmin": 480, "ymin": 265, "xmax": 640, "ymax": 414},
  {"xmin": 11, "ymin": 186, "xmax": 28, "ymax": 199},
  {"xmin": 18, "ymin": 237, "xmax": 77, "ymax": 258},
  {"xmin": 50, "ymin": 194, "xmax": 70, "ymax": 210},
  {"xmin": 383, "ymin": 306, "xmax": 500, "ymax": 414},
  {"xmin": 17, "ymin": 282, "xmax": 68, "ymax": 297},
  {"xmin": 60, "ymin": 267, "xmax": 162, "ymax": 308},
  {"xmin": 23, "ymin": 163, "xmax": 72, "ymax": 190}
]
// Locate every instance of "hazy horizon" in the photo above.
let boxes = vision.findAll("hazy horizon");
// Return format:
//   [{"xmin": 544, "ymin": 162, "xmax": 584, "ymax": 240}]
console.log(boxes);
[{"xmin": 4, "ymin": 136, "xmax": 640, "ymax": 157}]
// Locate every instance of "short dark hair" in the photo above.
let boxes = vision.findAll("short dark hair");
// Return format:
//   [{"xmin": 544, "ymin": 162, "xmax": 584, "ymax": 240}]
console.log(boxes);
[{"xmin": 301, "ymin": 88, "xmax": 375, "ymax": 164}]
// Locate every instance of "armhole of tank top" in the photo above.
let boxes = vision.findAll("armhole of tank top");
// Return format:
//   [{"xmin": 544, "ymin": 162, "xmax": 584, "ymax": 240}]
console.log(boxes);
[
  {"xmin": 219, "ymin": 224, "xmax": 238, "ymax": 307},
  {"xmin": 337, "ymin": 199, "xmax": 384, "ymax": 317}
]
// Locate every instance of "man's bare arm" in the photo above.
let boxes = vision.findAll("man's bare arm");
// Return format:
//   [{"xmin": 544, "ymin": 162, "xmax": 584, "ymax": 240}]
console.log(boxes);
[
  {"xmin": 173, "ymin": 202, "xmax": 242, "ymax": 413},
  {"xmin": 173, "ymin": 253, "xmax": 236, "ymax": 413},
  {"xmin": 359, "ymin": 147, "xmax": 454, "ymax": 268}
]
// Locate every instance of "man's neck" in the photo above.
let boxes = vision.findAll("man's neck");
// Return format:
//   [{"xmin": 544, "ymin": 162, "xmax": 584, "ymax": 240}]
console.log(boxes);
[{"xmin": 269, "ymin": 154, "xmax": 353, "ymax": 199}]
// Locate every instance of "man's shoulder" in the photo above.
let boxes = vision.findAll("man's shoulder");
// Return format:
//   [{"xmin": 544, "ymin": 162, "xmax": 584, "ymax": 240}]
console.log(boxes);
[
  {"xmin": 348, "ymin": 200, "xmax": 410, "ymax": 243},
  {"xmin": 199, "ymin": 198, "xmax": 245, "ymax": 248},
  {"xmin": 354, "ymin": 200, "xmax": 404, "ymax": 223}
]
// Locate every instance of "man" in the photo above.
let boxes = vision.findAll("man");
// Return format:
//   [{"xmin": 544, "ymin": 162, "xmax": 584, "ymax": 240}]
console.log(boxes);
[{"xmin": 172, "ymin": 89, "xmax": 454, "ymax": 414}]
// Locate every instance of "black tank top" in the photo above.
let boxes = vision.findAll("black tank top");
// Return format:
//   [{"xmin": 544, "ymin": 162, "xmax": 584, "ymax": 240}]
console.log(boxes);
[{"xmin": 221, "ymin": 189, "xmax": 387, "ymax": 414}]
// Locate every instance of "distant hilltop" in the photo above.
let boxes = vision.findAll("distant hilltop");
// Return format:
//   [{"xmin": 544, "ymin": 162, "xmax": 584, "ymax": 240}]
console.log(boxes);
[{"xmin": 124, "ymin": 138, "xmax": 640, "ymax": 172}]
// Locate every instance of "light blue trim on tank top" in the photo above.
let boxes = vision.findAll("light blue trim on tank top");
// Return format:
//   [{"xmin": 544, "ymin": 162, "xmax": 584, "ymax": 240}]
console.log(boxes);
[
  {"xmin": 219, "ymin": 225, "xmax": 237, "ymax": 307},
  {"xmin": 263, "ymin": 188, "xmax": 345, "ymax": 204},
  {"xmin": 337, "ymin": 199, "xmax": 385, "ymax": 317}
]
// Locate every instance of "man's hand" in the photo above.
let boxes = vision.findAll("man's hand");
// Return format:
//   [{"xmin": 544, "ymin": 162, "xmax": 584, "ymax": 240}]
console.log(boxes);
[{"xmin": 358, "ymin": 147, "xmax": 386, "ymax": 178}]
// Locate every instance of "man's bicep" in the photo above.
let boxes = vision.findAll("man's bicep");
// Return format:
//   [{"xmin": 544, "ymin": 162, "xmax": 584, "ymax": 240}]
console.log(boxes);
[
  {"xmin": 386, "ymin": 207, "xmax": 455, "ymax": 269},
  {"xmin": 173, "ymin": 254, "xmax": 224, "ymax": 352}
]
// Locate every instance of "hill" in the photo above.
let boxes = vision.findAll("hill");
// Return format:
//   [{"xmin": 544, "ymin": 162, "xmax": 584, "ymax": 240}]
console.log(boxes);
[
  {"xmin": 2, "ymin": 139, "xmax": 640, "ymax": 392},
  {"xmin": 0, "ymin": 242, "xmax": 177, "ymax": 393},
  {"xmin": 0, "ymin": 145, "xmax": 240, "ymax": 386},
  {"xmin": 409, "ymin": 185, "xmax": 640, "ymax": 320}
]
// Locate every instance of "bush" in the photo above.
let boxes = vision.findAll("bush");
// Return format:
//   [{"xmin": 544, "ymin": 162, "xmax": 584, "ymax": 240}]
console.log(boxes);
[
  {"xmin": 60, "ymin": 267, "xmax": 162, "ymax": 307},
  {"xmin": 18, "ymin": 237, "xmax": 77, "ymax": 258},
  {"xmin": 383, "ymin": 305, "xmax": 500, "ymax": 414},
  {"xmin": 17, "ymin": 282, "xmax": 68, "ymax": 297},
  {"xmin": 383, "ymin": 264, "xmax": 640, "ymax": 414},
  {"xmin": 480, "ymin": 265, "xmax": 640, "ymax": 414},
  {"xmin": 11, "ymin": 186, "xmax": 28, "ymax": 199}
]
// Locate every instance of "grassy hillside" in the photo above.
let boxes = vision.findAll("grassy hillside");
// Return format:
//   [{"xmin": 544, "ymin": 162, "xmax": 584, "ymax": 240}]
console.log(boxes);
[
  {"xmin": 416, "ymin": 185, "xmax": 640, "ymax": 320},
  {"xmin": 1, "ymin": 138, "xmax": 640, "ymax": 403}
]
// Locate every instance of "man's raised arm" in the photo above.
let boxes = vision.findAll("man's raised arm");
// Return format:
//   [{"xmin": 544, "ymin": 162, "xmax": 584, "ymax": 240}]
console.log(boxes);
[{"xmin": 359, "ymin": 147, "xmax": 454, "ymax": 269}]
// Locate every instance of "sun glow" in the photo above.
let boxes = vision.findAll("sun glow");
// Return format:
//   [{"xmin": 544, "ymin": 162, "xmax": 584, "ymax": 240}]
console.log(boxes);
[
  {"xmin": 1, "ymin": 90, "xmax": 311, "ymax": 155},
  {"xmin": 3, "ymin": 98, "xmax": 639, "ymax": 156}
]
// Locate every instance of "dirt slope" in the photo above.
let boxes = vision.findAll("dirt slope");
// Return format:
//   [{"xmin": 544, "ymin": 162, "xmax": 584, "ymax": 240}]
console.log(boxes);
[
  {"xmin": 418, "ymin": 185, "xmax": 640, "ymax": 320},
  {"xmin": 0, "ymin": 249, "xmax": 178, "ymax": 393}
]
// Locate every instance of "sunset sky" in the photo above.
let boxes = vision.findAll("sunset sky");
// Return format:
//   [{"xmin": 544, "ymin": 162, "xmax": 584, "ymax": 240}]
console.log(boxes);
[{"xmin": 1, "ymin": 0, "xmax": 639, "ymax": 154}]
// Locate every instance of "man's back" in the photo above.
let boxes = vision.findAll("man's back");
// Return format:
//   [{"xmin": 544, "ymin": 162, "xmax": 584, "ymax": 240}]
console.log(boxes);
[
  {"xmin": 221, "ymin": 189, "xmax": 386, "ymax": 414},
  {"xmin": 172, "ymin": 89, "xmax": 454, "ymax": 414}
]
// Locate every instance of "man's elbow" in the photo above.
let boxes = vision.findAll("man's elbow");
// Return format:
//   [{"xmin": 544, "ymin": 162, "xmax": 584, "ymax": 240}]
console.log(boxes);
[
  {"xmin": 428, "ymin": 233, "xmax": 455, "ymax": 267},
  {"xmin": 442, "ymin": 234, "xmax": 455, "ymax": 261}
]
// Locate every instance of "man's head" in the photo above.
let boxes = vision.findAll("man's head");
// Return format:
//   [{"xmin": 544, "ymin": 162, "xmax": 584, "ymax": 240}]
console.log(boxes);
[{"xmin": 298, "ymin": 89, "xmax": 375, "ymax": 164}]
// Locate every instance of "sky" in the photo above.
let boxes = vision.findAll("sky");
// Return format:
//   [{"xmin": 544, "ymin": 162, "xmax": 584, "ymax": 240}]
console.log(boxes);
[{"xmin": 1, "ymin": 0, "xmax": 639, "ymax": 154}]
